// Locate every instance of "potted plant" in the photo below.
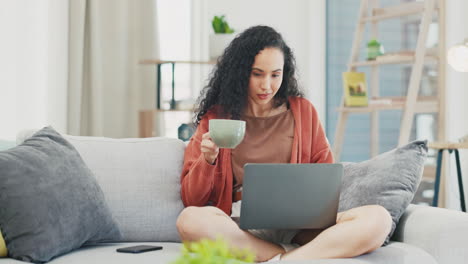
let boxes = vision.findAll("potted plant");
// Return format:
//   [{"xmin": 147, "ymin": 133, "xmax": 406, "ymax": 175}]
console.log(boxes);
[
  {"xmin": 367, "ymin": 39, "xmax": 385, "ymax": 60},
  {"xmin": 171, "ymin": 237, "xmax": 255, "ymax": 264},
  {"xmin": 209, "ymin": 15, "xmax": 235, "ymax": 59}
]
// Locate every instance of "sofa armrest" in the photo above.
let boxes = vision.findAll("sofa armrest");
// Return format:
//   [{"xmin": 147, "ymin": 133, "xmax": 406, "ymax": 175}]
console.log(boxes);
[{"xmin": 392, "ymin": 204, "xmax": 468, "ymax": 264}]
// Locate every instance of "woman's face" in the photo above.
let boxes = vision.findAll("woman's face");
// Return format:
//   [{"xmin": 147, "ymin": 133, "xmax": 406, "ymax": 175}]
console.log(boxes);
[{"xmin": 248, "ymin": 47, "xmax": 284, "ymax": 108}]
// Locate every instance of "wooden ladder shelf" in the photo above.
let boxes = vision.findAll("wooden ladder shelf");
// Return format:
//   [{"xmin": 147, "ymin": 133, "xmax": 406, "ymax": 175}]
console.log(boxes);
[{"xmin": 333, "ymin": 0, "xmax": 446, "ymax": 160}]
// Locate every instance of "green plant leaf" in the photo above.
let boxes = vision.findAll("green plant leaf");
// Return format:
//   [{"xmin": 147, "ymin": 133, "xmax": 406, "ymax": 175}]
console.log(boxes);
[
  {"xmin": 212, "ymin": 16, "xmax": 222, "ymax": 33},
  {"xmin": 211, "ymin": 15, "xmax": 234, "ymax": 34},
  {"xmin": 171, "ymin": 237, "xmax": 254, "ymax": 264}
]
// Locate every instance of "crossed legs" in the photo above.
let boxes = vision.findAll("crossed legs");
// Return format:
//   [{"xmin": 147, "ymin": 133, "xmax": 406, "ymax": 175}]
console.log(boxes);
[
  {"xmin": 176, "ymin": 206, "xmax": 284, "ymax": 261},
  {"xmin": 176, "ymin": 205, "xmax": 392, "ymax": 262},
  {"xmin": 282, "ymin": 205, "xmax": 392, "ymax": 260}
]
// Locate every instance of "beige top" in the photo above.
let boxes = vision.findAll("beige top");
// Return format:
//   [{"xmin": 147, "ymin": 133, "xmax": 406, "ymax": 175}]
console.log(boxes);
[{"xmin": 231, "ymin": 109, "xmax": 295, "ymax": 195}]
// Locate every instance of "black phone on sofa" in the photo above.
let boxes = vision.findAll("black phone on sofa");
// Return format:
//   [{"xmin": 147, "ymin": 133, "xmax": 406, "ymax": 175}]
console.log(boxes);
[{"xmin": 116, "ymin": 245, "xmax": 163, "ymax": 254}]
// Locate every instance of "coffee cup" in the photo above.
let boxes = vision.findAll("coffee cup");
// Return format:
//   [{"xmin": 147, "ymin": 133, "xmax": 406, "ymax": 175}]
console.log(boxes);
[{"xmin": 209, "ymin": 119, "xmax": 246, "ymax": 149}]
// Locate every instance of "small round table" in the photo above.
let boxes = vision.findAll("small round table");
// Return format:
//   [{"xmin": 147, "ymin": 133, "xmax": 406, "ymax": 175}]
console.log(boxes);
[{"xmin": 428, "ymin": 141, "xmax": 468, "ymax": 212}]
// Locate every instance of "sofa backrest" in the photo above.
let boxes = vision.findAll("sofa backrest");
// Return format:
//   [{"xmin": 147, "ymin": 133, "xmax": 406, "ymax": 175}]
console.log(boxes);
[
  {"xmin": 65, "ymin": 135, "xmax": 186, "ymax": 242},
  {"xmin": 17, "ymin": 130, "xmax": 186, "ymax": 242}
]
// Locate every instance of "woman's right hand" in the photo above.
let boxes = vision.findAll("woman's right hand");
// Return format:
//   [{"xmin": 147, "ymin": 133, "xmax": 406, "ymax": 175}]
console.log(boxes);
[{"xmin": 201, "ymin": 132, "xmax": 219, "ymax": 165}]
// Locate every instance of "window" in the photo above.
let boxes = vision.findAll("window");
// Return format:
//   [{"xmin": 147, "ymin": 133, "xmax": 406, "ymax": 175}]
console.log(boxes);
[{"xmin": 156, "ymin": 0, "xmax": 192, "ymax": 105}]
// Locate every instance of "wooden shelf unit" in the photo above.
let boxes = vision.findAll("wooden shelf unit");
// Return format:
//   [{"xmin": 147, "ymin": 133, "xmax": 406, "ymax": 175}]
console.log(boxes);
[
  {"xmin": 361, "ymin": 1, "xmax": 431, "ymax": 22},
  {"xmin": 333, "ymin": 0, "xmax": 446, "ymax": 161},
  {"xmin": 337, "ymin": 96, "xmax": 439, "ymax": 113},
  {"xmin": 138, "ymin": 59, "xmax": 215, "ymax": 138},
  {"xmin": 349, "ymin": 53, "xmax": 438, "ymax": 67},
  {"xmin": 139, "ymin": 59, "xmax": 215, "ymax": 110}
]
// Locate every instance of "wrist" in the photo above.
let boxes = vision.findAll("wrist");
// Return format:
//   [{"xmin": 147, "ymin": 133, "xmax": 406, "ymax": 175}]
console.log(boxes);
[{"xmin": 204, "ymin": 154, "xmax": 217, "ymax": 165}]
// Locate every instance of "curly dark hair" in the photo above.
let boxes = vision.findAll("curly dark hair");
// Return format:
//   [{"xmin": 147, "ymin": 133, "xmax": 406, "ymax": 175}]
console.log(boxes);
[{"xmin": 194, "ymin": 25, "xmax": 304, "ymax": 125}]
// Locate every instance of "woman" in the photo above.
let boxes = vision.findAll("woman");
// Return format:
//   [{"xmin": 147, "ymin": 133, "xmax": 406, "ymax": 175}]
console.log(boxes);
[{"xmin": 176, "ymin": 25, "xmax": 392, "ymax": 262}]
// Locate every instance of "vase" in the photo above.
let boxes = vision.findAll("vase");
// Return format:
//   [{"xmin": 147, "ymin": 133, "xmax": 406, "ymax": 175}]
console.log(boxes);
[{"xmin": 209, "ymin": 33, "xmax": 235, "ymax": 60}]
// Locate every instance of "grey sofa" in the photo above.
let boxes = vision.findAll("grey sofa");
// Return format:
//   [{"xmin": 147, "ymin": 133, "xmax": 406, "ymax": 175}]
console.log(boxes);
[{"xmin": 1, "ymin": 132, "xmax": 468, "ymax": 264}]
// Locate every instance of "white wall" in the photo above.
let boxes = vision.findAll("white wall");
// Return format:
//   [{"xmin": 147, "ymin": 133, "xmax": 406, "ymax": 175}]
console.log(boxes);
[
  {"xmin": 0, "ymin": 1, "xmax": 20, "ymax": 140},
  {"xmin": 445, "ymin": 0, "xmax": 468, "ymax": 209},
  {"xmin": 0, "ymin": 0, "xmax": 68, "ymax": 141},
  {"xmin": 47, "ymin": 0, "xmax": 69, "ymax": 135},
  {"xmin": 207, "ymin": 0, "xmax": 326, "ymax": 122}
]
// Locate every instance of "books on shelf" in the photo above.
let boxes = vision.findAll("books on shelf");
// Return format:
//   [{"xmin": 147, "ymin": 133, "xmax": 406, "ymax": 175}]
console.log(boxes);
[{"xmin": 342, "ymin": 72, "xmax": 368, "ymax": 107}]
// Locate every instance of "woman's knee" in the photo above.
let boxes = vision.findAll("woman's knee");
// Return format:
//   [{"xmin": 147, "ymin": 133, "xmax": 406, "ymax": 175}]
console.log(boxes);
[
  {"xmin": 176, "ymin": 206, "xmax": 226, "ymax": 240},
  {"xmin": 177, "ymin": 206, "xmax": 203, "ymax": 238},
  {"xmin": 366, "ymin": 205, "xmax": 392, "ymax": 234},
  {"xmin": 341, "ymin": 205, "xmax": 392, "ymax": 252},
  {"xmin": 358, "ymin": 205, "xmax": 392, "ymax": 250}
]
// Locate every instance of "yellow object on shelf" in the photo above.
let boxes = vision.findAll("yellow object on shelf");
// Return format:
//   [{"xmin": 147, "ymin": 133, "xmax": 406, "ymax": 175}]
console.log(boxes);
[{"xmin": 342, "ymin": 72, "xmax": 368, "ymax": 107}]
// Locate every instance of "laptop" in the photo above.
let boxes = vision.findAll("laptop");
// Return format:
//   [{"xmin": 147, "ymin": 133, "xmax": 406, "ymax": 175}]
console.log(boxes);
[{"xmin": 239, "ymin": 163, "xmax": 343, "ymax": 230}]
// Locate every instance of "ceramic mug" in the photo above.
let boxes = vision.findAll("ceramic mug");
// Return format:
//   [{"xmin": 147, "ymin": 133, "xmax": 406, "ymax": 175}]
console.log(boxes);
[{"xmin": 209, "ymin": 119, "xmax": 246, "ymax": 148}]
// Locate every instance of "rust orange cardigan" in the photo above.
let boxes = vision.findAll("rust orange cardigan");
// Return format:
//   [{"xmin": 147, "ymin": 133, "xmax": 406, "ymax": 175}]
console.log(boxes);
[{"xmin": 180, "ymin": 96, "xmax": 334, "ymax": 215}]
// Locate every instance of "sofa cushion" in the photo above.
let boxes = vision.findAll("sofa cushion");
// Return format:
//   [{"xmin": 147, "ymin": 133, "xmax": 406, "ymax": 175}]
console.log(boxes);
[
  {"xmin": 0, "ymin": 241, "xmax": 437, "ymax": 264},
  {"xmin": 0, "ymin": 127, "xmax": 122, "ymax": 263},
  {"xmin": 338, "ymin": 140, "xmax": 427, "ymax": 244},
  {"xmin": 63, "ymin": 135, "xmax": 186, "ymax": 242}
]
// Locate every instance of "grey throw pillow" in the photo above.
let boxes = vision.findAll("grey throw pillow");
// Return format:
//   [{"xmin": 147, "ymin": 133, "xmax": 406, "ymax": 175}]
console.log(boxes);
[
  {"xmin": 338, "ymin": 140, "xmax": 427, "ymax": 244},
  {"xmin": 0, "ymin": 126, "xmax": 121, "ymax": 263}
]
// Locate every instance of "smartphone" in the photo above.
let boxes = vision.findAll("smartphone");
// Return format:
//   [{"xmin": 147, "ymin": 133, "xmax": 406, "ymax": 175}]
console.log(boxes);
[{"xmin": 116, "ymin": 245, "xmax": 163, "ymax": 254}]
